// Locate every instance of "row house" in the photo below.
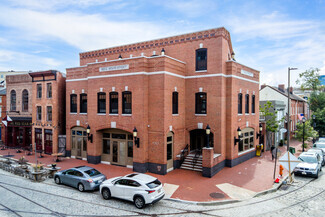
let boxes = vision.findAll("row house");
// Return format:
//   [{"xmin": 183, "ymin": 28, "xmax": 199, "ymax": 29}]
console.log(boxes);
[
  {"xmin": 0, "ymin": 88, "xmax": 6, "ymax": 142},
  {"xmin": 66, "ymin": 27, "xmax": 260, "ymax": 177},
  {"xmin": 260, "ymin": 84, "xmax": 308, "ymax": 137},
  {"xmin": 29, "ymin": 70, "xmax": 66, "ymax": 154}
]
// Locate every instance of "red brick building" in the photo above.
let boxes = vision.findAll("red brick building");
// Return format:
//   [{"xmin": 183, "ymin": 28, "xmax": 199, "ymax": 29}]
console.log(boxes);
[
  {"xmin": 0, "ymin": 88, "xmax": 6, "ymax": 142},
  {"xmin": 29, "ymin": 70, "xmax": 66, "ymax": 154},
  {"xmin": 4, "ymin": 74, "xmax": 32, "ymax": 148},
  {"xmin": 66, "ymin": 27, "xmax": 260, "ymax": 177}
]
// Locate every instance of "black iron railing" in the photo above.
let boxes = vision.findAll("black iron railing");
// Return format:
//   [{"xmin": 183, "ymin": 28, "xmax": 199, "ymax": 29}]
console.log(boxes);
[
  {"xmin": 180, "ymin": 144, "xmax": 189, "ymax": 165},
  {"xmin": 192, "ymin": 149, "xmax": 201, "ymax": 168}
]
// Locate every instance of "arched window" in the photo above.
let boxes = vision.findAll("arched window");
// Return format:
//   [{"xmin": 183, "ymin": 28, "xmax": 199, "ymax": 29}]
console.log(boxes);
[
  {"xmin": 238, "ymin": 128, "xmax": 254, "ymax": 153},
  {"xmin": 245, "ymin": 94, "xmax": 249, "ymax": 114},
  {"xmin": 10, "ymin": 90, "xmax": 16, "ymax": 111},
  {"xmin": 22, "ymin": 89, "xmax": 28, "ymax": 112},
  {"xmin": 238, "ymin": 93, "xmax": 242, "ymax": 114}
]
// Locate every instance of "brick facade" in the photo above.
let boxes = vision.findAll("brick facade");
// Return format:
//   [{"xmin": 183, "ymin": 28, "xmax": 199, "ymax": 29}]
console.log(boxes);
[
  {"xmin": 66, "ymin": 27, "xmax": 260, "ymax": 177},
  {"xmin": 0, "ymin": 89, "xmax": 6, "ymax": 142},
  {"xmin": 29, "ymin": 70, "xmax": 66, "ymax": 154}
]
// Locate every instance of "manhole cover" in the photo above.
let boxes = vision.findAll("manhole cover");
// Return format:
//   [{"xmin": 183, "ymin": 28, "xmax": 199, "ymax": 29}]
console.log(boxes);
[
  {"xmin": 209, "ymin": 192, "xmax": 225, "ymax": 199},
  {"xmin": 280, "ymin": 185, "xmax": 289, "ymax": 191}
]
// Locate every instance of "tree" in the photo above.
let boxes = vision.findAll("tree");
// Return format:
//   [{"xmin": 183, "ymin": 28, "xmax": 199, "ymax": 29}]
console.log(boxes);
[
  {"xmin": 312, "ymin": 107, "xmax": 325, "ymax": 137},
  {"xmin": 296, "ymin": 67, "xmax": 322, "ymax": 91},
  {"xmin": 309, "ymin": 91, "xmax": 325, "ymax": 112},
  {"xmin": 260, "ymin": 101, "xmax": 284, "ymax": 150},
  {"xmin": 294, "ymin": 120, "xmax": 318, "ymax": 144}
]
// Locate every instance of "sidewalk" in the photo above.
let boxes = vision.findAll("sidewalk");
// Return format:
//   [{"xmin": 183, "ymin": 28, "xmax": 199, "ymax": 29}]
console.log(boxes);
[{"xmin": 0, "ymin": 139, "xmax": 308, "ymax": 202}]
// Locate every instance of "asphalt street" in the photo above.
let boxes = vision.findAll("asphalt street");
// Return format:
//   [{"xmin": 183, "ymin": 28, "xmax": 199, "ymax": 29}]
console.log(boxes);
[{"xmin": 0, "ymin": 169, "xmax": 324, "ymax": 217}]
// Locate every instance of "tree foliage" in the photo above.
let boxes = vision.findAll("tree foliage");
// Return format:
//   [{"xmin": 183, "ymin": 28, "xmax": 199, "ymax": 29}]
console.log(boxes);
[
  {"xmin": 309, "ymin": 92, "xmax": 325, "ymax": 112},
  {"xmin": 296, "ymin": 67, "xmax": 322, "ymax": 91},
  {"xmin": 294, "ymin": 120, "xmax": 318, "ymax": 142},
  {"xmin": 312, "ymin": 107, "xmax": 325, "ymax": 137}
]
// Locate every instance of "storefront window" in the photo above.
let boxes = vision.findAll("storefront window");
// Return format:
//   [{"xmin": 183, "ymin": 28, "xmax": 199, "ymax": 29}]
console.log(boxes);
[{"xmin": 238, "ymin": 128, "xmax": 254, "ymax": 153}]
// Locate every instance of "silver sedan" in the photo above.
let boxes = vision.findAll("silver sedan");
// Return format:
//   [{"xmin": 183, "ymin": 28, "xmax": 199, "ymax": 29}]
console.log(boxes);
[{"xmin": 54, "ymin": 166, "xmax": 106, "ymax": 192}]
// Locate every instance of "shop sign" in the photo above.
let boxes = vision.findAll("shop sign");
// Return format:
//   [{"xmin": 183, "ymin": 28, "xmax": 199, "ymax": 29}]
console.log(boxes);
[{"xmin": 99, "ymin": 64, "xmax": 129, "ymax": 72}]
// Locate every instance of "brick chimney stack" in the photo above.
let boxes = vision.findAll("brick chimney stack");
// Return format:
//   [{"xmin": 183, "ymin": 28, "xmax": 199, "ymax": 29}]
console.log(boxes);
[
  {"xmin": 278, "ymin": 84, "xmax": 285, "ymax": 92},
  {"xmin": 260, "ymin": 84, "xmax": 267, "ymax": 90},
  {"xmin": 289, "ymin": 87, "xmax": 293, "ymax": 94}
]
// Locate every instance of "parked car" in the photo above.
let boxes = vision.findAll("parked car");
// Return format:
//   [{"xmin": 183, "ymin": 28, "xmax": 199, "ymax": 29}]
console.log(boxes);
[
  {"xmin": 318, "ymin": 137, "xmax": 325, "ymax": 143},
  {"xmin": 294, "ymin": 152, "xmax": 322, "ymax": 178},
  {"xmin": 100, "ymin": 173, "xmax": 165, "ymax": 209},
  {"xmin": 307, "ymin": 148, "xmax": 325, "ymax": 166},
  {"xmin": 54, "ymin": 166, "xmax": 106, "ymax": 192},
  {"xmin": 313, "ymin": 142, "xmax": 325, "ymax": 154}
]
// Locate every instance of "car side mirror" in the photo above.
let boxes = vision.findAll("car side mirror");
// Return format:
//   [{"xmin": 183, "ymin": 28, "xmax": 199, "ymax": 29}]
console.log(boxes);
[{"xmin": 62, "ymin": 172, "xmax": 66, "ymax": 175}]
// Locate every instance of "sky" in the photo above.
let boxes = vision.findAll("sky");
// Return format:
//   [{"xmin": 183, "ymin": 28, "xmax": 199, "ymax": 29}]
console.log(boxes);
[{"xmin": 0, "ymin": 0, "xmax": 325, "ymax": 87}]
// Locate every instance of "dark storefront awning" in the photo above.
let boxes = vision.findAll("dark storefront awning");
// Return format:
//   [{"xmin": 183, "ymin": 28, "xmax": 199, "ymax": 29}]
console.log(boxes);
[{"xmin": 10, "ymin": 117, "xmax": 32, "ymax": 122}]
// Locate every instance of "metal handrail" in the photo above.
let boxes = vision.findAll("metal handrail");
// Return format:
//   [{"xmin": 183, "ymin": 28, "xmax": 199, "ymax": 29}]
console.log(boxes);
[
  {"xmin": 180, "ymin": 144, "xmax": 189, "ymax": 165},
  {"xmin": 192, "ymin": 149, "xmax": 201, "ymax": 168}
]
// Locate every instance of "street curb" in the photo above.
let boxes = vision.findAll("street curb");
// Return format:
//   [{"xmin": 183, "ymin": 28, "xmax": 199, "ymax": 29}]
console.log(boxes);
[
  {"xmin": 253, "ymin": 174, "xmax": 289, "ymax": 198},
  {"xmin": 165, "ymin": 197, "xmax": 240, "ymax": 206}
]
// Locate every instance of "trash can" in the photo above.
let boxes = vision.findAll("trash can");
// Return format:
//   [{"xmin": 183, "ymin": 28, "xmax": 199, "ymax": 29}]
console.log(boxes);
[{"xmin": 289, "ymin": 147, "xmax": 295, "ymax": 154}]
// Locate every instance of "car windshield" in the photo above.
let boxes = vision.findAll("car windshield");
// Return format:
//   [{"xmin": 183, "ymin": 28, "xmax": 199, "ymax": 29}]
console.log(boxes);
[
  {"xmin": 84, "ymin": 169, "xmax": 101, "ymax": 177},
  {"xmin": 316, "ymin": 143, "xmax": 325, "ymax": 148},
  {"xmin": 298, "ymin": 156, "xmax": 318, "ymax": 163},
  {"xmin": 146, "ymin": 179, "xmax": 161, "ymax": 189}
]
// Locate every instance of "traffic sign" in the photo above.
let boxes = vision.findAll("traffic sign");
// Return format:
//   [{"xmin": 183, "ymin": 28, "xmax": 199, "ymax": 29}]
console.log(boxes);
[{"xmin": 278, "ymin": 151, "xmax": 301, "ymax": 173}]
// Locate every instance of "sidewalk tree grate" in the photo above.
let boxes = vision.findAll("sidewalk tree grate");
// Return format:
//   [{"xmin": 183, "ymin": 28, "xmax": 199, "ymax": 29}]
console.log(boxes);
[{"xmin": 209, "ymin": 192, "xmax": 225, "ymax": 199}]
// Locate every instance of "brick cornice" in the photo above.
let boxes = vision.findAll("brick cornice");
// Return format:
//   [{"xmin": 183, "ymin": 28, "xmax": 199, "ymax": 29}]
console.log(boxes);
[{"xmin": 79, "ymin": 27, "xmax": 233, "ymax": 59}]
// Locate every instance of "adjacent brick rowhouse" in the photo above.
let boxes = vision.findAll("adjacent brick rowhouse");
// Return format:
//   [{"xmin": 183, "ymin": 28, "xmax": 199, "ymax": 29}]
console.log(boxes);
[
  {"xmin": 29, "ymin": 70, "xmax": 66, "ymax": 154},
  {"xmin": 0, "ymin": 89, "xmax": 7, "ymax": 142},
  {"xmin": 66, "ymin": 27, "xmax": 260, "ymax": 177},
  {"xmin": 5, "ymin": 74, "xmax": 33, "ymax": 148}
]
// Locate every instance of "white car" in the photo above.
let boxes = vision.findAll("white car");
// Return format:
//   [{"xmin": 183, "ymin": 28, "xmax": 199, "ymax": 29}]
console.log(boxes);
[
  {"xmin": 294, "ymin": 152, "xmax": 322, "ymax": 178},
  {"xmin": 318, "ymin": 137, "xmax": 325, "ymax": 143},
  {"xmin": 100, "ymin": 173, "xmax": 165, "ymax": 209},
  {"xmin": 307, "ymin": 148, "xmax": 325, "ymax": 166},
  {"xmin": 313, "ymin": 142, "xmax": 325, "ymax": 154}
]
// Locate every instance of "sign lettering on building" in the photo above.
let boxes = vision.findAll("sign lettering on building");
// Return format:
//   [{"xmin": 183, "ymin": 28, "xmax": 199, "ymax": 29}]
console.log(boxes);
[
  {"xmin": 99, "ymin": 64, "xmax": 129, "ymax": 72},
  {"xmin": 241, "ymin": 69, "xmax": 254, "ymax": 77}
]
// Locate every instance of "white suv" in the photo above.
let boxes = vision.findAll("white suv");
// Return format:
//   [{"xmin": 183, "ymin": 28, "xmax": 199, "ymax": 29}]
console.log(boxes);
[
  {"xmin": 294, "ymin": 152, "xmax": 322, "ymax": 178},
  {"xmin": 100, "ymin": 173, "xmax": 165, "ymax": 209}
]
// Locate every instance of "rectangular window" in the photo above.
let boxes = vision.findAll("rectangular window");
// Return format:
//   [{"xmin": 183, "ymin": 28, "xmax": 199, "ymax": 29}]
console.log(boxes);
[
  {"xmin": 80, "ymin": 94, "xmax": 87, "ymax": 113},
  {"xmin": 37, "ymin": 106, "xmax": 42, "ymax": 120},
  {"xmin": 103, "ymin": 139, "xmax": 110, "ymax": 154},
  {"xmin": 245, "ymin": 94, "xmax": 249, "ymax": 114},
  {"xmin": 47, "ymin": 83, "xmax": 52, "ymax": 98},
  {"xmin": 172, "ymin": 92, "xmax": 178, "ymax": 114},
  {"xmin": 238, "ymin": 129, "xmax": 254, "ymax": 152},
  {"xmin": 122, "ymin": 91, "xmax": 132, "ymax": 114},
  {"xmin": 47, "ymin": 106, "xmax": 52, "ymax": 121},
  {"xmin": 70, "ymin": 94, "xmax": 77, "ymax": 113},
  {"xmin": 37, "ymin": 84, "xmax": 42, "ymax": 98},
  {"xmin": 98, "ymin": 92, "xmax": 106, "ymax": 113},
  {"xmin": 238, "ymin": 93, "xmax": 242, "ymax": 114},
  {"xmin": 196, "ymin": 48, "xmax": 207, "ymax": 71},
  {"xmin": 252, "ymin": 95, "xmax": 255, "ymax": 114},
  {"xmin": 109, "ymin": 92, "xmax": 118, "ymax": 114},
  {"xmin": 195, "ymin": 92, "xmax": 207, "ymax": 114}
]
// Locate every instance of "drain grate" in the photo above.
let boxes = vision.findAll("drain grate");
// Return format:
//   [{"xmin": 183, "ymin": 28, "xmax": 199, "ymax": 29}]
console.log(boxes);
[
  {"xmin": 209, "ymin": 192, "xmax": 225, "ymax": 199},
  {"xmin": 280, "ymin": 185, "xmax": 289, "ymax": 191}
]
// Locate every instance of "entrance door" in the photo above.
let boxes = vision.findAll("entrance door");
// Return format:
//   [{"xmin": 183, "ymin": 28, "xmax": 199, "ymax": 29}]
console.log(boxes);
[
  {"xmin": 17, "ymin": 128, "xmax": 24, "ymax": 147},
  {"xmin": 167, "ymin": 132, "xmax": 173, "ymax": 170},
  {"xmin": 71, "ymin": 127, "xmax": 87, "ymax": 159},
  {"xmin": 77, "ymin": 137, "xmax": 82, "ymax": 158},
  {"xmin": 190, "ymin": 129, "xmax": 214, "ymax": 151},
  {"xmin": 35, "ymin": 128, "xmax": 42, "ymax": 151},
  {"xmin": 44, "ymin": 130, "xmax": 53, "ymax": 154},
  {"xmin": 112, "ymin": 141, "xmax": 118, "ymax": 163},
  {"xmin": 112, "ymin": 140, "xmax": 127, "ymax": 165}
]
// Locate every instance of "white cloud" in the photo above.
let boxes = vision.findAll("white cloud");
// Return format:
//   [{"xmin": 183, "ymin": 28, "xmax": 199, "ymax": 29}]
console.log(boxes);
[
  {"xmin": 0, "ymin": 49, "xmax": 62, "ymax": 71},
  {"xmin": 0, "ymin": 6, "xmax": 178, "ymax": 51}
]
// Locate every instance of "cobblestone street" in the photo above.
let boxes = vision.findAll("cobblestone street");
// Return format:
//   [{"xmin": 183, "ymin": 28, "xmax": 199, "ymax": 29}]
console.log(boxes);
[{"xmin": 0, "ymin": 169, "xmax": 325, "ymax": 217}]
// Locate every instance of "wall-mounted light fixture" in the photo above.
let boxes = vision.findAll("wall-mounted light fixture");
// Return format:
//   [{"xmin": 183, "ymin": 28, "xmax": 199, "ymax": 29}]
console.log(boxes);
[
  {"xmin": 118, "ymin": 54, "xmax": 122, "ymax": 59},
  {"xmin": 234, "ymin": 127, "xmax": 242, "ymax": 146},
  {"xmin": 133, "ymin": 127, "xmax": 140, "ymax": 148},
  {"xmin": 256, "ymin": 123, "xmax": 263, "ymax": 139},
  {"xmin": 86, "ymin": 125, "xmax": 93, "ymax": 143},
  {"xmin": 206, "ymin": 124, "xmax": 211, "ymax": 148},
  {"xmin": 161, "ymin": 48, "xmax": 165, "ymax": 56}
]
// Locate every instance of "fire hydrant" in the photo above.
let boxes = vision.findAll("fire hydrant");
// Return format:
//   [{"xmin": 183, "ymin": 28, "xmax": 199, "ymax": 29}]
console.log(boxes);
[{"xmin": 279, "ymin": 164, "xmax": 284, "ymax": 177}]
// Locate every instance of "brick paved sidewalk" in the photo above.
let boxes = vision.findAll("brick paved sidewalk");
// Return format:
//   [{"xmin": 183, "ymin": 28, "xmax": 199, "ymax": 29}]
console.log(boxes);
[{"xmin": 0, "ymin": 139, "xmax": 311, "ymax": 202}]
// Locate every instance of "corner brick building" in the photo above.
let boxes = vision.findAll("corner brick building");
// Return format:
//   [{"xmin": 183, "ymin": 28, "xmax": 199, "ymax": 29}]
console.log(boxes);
[
  {"xmin": 66, "ymin": 27, "xmax": 260, "ymax": 177},
  {"xmin": 0, "ymin": 88, "xmax": 6, "ymax": 142},
  {"xmin": 29, "ymin": 70, "xmax": 66, "ymax": 154}
]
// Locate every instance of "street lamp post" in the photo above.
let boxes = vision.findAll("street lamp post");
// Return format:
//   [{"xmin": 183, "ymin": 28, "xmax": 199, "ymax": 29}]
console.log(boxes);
[
  {"xmin": 302, "ymin": 117, "xmax": 306, "ymax": 152},
  {"xmin": 287, "ymin": 67, "xmax": 298, "ymax": 152}
]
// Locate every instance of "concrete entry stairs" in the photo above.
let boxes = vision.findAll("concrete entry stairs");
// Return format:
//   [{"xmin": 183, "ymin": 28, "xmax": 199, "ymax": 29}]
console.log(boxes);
[{"xmin": 180, "ymin": 153, "xmax": 203, "ymax": 172}]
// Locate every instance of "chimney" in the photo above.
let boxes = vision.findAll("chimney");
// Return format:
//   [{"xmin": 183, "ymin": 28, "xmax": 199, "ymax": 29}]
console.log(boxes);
[
  {"xmin": 260, "ymin": 84, "xmax": 267, "ymax": 90},
  {"xmin": 289, "ymin": 87, "xmax": 293, "ymax": 94},
  {"xmin": 278, "ymin": 84, "xmax": 285, "ymax": 92}
]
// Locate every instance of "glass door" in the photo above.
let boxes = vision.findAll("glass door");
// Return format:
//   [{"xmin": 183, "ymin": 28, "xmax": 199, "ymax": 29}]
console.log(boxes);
[
  {"xmin": 112, "ymin": 141, "xmax": 118, "ymax": 163},
  {"xmin": 77, "ymin": 137, "xmax": 82, "ymax": 158},
  {"xmin": 119, "ymin": 141, "xmax": 126, "ymax": 166}
]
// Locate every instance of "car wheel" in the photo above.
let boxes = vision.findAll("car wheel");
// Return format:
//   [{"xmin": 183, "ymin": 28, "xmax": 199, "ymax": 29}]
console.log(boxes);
[
  {"xmin": 54, "ymin": 176, "xmax": 61, "ymax": 184},
  {"xmin": 102, "ymin": 188, "xmax": 111, "ymax": 200},
  {"xmin": 134, "ymin": 196, "xmax": 145, "ymax": 209},
  {"xmin": 321, "ymin": 167, "xmax": 322, "ymax": 172},
  {"xmin": 314, "ymin": 171, "xmax": 319, "ymax": 179},
  {"xmin": 78, "ymin": 183, "xmax": 85, "ymax": 192}
]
